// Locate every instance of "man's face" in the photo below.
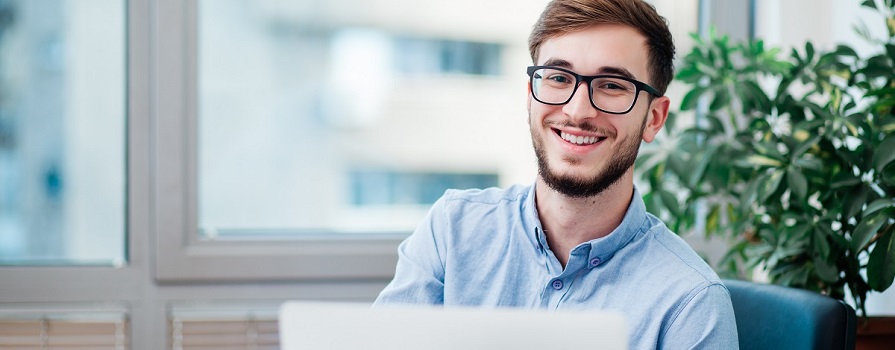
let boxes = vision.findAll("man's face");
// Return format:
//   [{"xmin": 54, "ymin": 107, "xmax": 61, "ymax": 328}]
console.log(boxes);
[{"xmin": 528, "ymin": 24, "xmax": 667, "ymax": 198}]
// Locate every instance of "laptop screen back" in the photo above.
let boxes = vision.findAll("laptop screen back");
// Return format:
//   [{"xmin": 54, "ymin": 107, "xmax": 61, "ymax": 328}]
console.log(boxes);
[{"xmin": 279, "ymin": 301, "xmax": 627, "ymax": 350}]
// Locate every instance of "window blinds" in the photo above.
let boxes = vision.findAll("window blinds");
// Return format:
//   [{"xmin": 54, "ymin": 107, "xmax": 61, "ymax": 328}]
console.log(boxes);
[{"xmin": 0, "ymin": 318, "xmax": 128, "ymax": 349}]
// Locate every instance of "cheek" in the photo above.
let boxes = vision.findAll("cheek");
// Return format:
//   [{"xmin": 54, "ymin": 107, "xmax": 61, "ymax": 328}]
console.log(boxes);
[
  {"xmin": 528, "ymin": 101, "xmax": 548, "ymax": 125},
  {"xmin": 626, "ymin": 109, "xmax": 651, "ymax": 139}
]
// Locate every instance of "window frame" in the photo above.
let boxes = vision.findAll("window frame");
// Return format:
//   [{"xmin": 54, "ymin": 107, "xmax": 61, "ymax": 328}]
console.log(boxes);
[
  {"xmin": 152, "ymin": 0, "xmax": 402, "ymax": 283},
  {"xmin": 0, "ymin": 0, "xmax": 141, "ymax": 293},
  {"xmin": 0, "ymin": 0, "xmax": 154, "ymax": 345}
]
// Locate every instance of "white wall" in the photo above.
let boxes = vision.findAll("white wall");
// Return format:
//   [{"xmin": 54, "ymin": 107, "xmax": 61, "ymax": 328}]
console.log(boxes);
[{"xmin": 756, "ymin": 0, "xmax": 886, "ymax": 55}]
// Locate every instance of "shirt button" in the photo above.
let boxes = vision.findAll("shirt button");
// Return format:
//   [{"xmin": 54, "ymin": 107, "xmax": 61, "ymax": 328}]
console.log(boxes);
[
  {"xmin": 552, "ymin": 279, "xmax": 563, "ymax": 290},
  {"xmin": 589, "ymin": 257, "xmax": 601, "ymax": 267}
]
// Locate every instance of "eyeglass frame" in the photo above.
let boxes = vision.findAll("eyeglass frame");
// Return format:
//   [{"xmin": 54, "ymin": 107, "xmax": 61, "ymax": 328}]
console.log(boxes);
[{"xmin": 526, "ymin": 65, "xmax": 663, "ymax": 115}]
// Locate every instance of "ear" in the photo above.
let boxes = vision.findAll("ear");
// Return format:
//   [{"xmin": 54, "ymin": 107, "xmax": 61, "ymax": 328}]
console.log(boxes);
[{"xmin": 641, "ymin": 96, "xmax": 670, "ymax": 143}]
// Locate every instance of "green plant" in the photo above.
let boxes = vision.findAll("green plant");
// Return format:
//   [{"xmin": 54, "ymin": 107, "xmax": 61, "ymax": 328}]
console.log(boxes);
[{"xmin": 638, "ymin": 0, "xmax": 895, "ymax": 316}]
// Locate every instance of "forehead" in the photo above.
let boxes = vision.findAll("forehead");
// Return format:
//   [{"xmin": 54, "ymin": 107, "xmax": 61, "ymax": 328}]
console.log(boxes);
[{"xmin": 536, "ymin": 24, "xmax": 650, "ymax": 81}]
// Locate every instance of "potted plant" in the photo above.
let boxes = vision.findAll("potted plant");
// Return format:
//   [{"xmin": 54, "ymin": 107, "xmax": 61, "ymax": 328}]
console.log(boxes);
[{"xmin": 638, "ymin": 0, "xmax": 895, "ymax": 322}]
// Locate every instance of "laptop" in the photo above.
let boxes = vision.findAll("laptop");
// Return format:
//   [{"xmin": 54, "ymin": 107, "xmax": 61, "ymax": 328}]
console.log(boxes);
[{"xmin": 279, "ymin": 301, "xmax": 627, "ymax": 350}]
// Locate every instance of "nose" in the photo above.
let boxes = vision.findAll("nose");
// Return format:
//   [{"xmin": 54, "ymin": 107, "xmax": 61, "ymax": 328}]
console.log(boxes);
[{"xmin": 562, "ymin": 81, "xmax": 598, "ymax": 121}]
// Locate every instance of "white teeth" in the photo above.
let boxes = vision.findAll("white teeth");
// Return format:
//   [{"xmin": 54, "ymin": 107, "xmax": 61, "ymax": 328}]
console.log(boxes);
[{"xmin": 560, "ymin": 131, "xmax": 600, "ymax": 145}]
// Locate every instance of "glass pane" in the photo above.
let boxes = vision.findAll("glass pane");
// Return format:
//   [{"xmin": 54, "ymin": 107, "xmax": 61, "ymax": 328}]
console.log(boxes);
[
  {"xmin": 197, "ymin": 0, "xmax": 539, "ymax": 237},
  {"xmin": 0, "ymin": 0, "xmax": 126, "ymax": 265}
]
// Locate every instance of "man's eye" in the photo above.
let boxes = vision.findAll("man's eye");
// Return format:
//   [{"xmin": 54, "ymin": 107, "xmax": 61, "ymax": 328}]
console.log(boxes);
[
  {"xmin": 599, "ymin": 82, "xmax": 626, "ymax": 90},
  {"xmin": 594, "ymin": 78, "xmax": 637, "ymax": 93},
  {"xmin": 547, "ymin": 75, "xmax": 572, "ymax": 84}
]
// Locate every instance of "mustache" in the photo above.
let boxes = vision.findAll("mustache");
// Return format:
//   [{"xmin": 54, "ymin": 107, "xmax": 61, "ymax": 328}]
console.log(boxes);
[{"xmin": 545, "ymin": 119, "xmax": 617, "ymax": 138}]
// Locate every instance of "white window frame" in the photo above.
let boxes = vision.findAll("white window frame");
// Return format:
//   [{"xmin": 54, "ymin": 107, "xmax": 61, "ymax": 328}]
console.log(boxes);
[{"xmin": 151, "ymin": 0, "xmax": 402, "ymax": 282}]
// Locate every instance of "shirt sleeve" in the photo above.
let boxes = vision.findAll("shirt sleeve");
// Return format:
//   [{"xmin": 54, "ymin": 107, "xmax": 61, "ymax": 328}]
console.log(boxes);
[
  {"xmin": 660, "ymin": 282, "xmax": 740, "ymax": 349},
  {"xmin": 373, "ymin": 194, "xmax": 450, "ymax": 306}
]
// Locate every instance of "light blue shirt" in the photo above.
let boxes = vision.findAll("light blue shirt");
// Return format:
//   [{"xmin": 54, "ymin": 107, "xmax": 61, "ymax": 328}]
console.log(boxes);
[{"xmin": 374, "ymin": 184, "xmax": 738, "ymax": 349}]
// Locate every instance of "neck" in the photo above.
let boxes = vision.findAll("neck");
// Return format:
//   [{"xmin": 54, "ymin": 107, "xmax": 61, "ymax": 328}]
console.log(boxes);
[{"xmin": 535, "ymin": 169, "xmax": 635, "ymax": 267}]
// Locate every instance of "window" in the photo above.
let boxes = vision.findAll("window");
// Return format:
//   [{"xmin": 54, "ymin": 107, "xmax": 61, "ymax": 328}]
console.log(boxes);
[
  {"xmin": 154, "ymin": 0, "xmax": 537, "ymax": 281},
  {"xmin": 0, "ymin": 0, "xmax": 126, "ymax": 266},
  {"xmin": 195, "ymin": 0, "xmax": 525, "ymax": 237}
]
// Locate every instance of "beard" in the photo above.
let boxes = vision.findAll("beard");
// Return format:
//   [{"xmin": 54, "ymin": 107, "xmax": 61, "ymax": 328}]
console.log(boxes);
[{"xmin": 531, "ymin": 114, "xmax": 647, "ymax": 198}]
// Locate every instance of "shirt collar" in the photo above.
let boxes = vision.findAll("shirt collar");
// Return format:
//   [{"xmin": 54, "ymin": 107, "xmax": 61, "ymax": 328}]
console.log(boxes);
[
  {"xmin": 521, "ymin": 184, "xmax": 545, "ymax": 252},
  {"xmin": 524, "ymin": 183, "xmax": 649, "ymax": 264},
  {"xmin": 586, "ymin": 186, "xmax": 648, "ymax": 265}
]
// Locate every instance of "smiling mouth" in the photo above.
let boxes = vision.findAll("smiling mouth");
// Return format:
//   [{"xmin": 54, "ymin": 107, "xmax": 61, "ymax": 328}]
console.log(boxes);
[{"xmin": 556, "ymin": 129, "xmax": 607, "ymax": 145}]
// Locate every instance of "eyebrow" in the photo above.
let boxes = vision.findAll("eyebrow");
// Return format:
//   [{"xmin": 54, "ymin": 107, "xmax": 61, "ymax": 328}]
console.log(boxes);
[
  {"xmin": 542, "ymin": 58, "xmax": 573, "ymax": 69},
  {"xmin": 597, "ymin": 66, "xmax": 636, "ymax": 80},
  {"xmin": 540, "ymin": 58, "xmax": 638, "ymax": 80}
]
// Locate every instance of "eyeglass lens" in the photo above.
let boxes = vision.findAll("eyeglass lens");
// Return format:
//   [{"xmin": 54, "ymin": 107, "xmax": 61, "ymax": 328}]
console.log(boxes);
[{"xmin": 530, "ymin": 67, "xmax": 638, "ymax": 113}]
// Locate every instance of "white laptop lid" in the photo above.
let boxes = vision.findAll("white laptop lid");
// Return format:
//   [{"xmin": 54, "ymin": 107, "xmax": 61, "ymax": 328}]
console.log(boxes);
[{"xmin": 279, "ymin": 301, "xmax": 627, "ymax": 350}]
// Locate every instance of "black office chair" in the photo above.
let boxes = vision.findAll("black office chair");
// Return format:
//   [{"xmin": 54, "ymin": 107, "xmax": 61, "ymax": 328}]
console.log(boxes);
[{"xmin": 723, "ymin": 279, "xmax": 857, "ymax": 350}]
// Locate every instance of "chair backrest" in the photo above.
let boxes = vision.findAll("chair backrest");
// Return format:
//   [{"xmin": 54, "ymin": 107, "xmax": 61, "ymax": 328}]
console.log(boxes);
[{"xmin": 723, "ymin": 279, "xmax": 857, "ymax": 350}]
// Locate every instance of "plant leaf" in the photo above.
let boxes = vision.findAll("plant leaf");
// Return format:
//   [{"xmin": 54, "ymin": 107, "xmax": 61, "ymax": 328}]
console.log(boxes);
[
  {"xmin": 814, "ymin": 227, "xmax": 831, "ymax": 260},
  {"xmin": 867, "ymin": 225, "xmax": 895, "ymax": 291},
  {"xmin": 865, "ymin": 199, "xmax": 895, "ymax": 217},
  {"xmin": 805, "ymin": 42, "xmax": 815, "ymax": 63},
  {"xmin": 705, "ymin": 114, "xmax": 726, "ymax": 134},
  {"xmin": 830, "ymin": 175, "xmax": 862, "ymax": 189},
  {"xmin": 659, "ymin": 189, "xmax": 682, "ymax": 218},
  {"xmin": 787, "ymin": 168, "xmax": 809, "ymax": 202},
  {"xmin": 676, "ymin": 66, "xmax": 702, "ymax": 81},
  {"xmin": 710, "ymin": 87, "xmax": 730, "ymax": 111},
  {"xmin": 680, "ymin": 87, "xmax": 708, "ymax": 111},
  {"xmin": 844, "ymin": 185, "xmax": 870, "ymax": 221},
  {"xmin": 793, "ymin": 156, "xmax": 824, "ymax": 171},
  {"xmin": 814, "ymin": 253, "xmax": 840, "ymax": 283},
  {"xmin": 792, "ymin": 134, "xmax": 821, "ymax": 159},
  {"xmin": 688, "ymin": 144, "xmax": 718, "ymax": 188},
  {"xmin": 866, "ymin": 87, "xmax": 895, "ymax": 98},
  {"xmin": 706, "ymin": 204, "xmax": 721, "ymax": 236},
  {"xmin": 742, "ymin": 81, "xmax": 772, "ymax": 114},
  {"xmin": 859, "ymin": 55, "xmax": 894, "ymax": 79},
  {"xmin": 873, "ymin": 134, "xmax": 895, "ymax": 172},
  {"xmin": 741, "ymin": 174, "xmax": 763, "ymax": 207},
  {"xmin": 834, "ymin": 44, "xmax": 859, "ymax": 57},
  {"xmin": 851, "ymin": 212, "xmax": 888, "ymax": 253},
  {"xmin": 744, "ymin": 155, "xmax": 784, "ymax": 168},
  {"xmin": 665, "ymin": 110, "xmax": 679, "ymax": 133},
  {"xmin": 759, "ymin": 170, "xmax": 785, "ymax": 204}
]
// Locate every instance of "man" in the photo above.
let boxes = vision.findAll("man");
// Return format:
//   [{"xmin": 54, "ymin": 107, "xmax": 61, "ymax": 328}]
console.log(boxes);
[{"xmin": 374, "ymin": 0, "xmax": 739, "ymax": 348}]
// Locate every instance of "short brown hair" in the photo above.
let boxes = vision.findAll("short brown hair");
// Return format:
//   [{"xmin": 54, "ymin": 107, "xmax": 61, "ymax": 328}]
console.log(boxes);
[{"xmin": 529, "ymin": 0, "xmax": 675, "ymax": 95}]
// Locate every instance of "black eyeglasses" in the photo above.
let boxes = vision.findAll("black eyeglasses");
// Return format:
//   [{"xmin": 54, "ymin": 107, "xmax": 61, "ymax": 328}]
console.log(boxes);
[{"xmin": 527, "ymin": 65, "xmax": 662, "ymax": 114}]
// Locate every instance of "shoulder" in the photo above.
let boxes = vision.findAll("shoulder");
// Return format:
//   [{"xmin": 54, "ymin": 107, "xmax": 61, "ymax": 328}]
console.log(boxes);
[
  {"xmin": 441, "ymin": 184, "xmax": 530, "ymax": 206},
  {"xmin": 428, "ymin": 184, "xmax": 533, "ymax": 245},
  {"xmin": 634, "ymin": 217, "xmax": 737, "ymax": 344},
  {"xmin": 640, "ymin": 213, "xmax": 722, "ymax": 285},
  {"xmin": 435, "ymin": 184, "xmax": 530, "ymax": 219}
]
